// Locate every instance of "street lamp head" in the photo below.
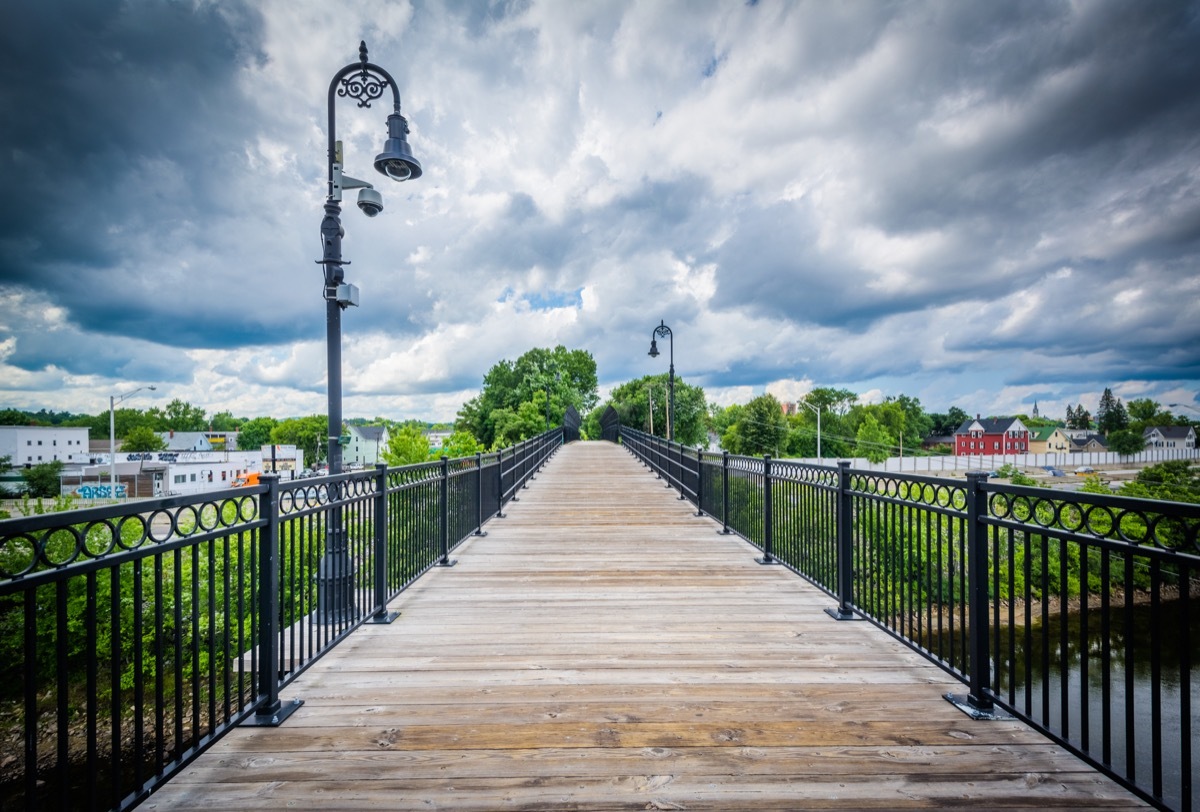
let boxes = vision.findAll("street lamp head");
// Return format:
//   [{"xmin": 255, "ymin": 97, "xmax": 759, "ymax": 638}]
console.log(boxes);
[
  {"xmin": 374, "ymin": 112, "xmax": 422, "ymax": 182},
  {"xmin": 648, "ymin": 338, "xmax": 659, "ymax": 358}
]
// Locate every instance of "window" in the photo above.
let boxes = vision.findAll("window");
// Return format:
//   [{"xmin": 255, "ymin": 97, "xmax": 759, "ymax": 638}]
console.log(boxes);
[
  {"xmin": 190, "ymin": 473, "xmax": 197, "ymax": 482},
  {"xmin": 174, "ymin": 474, "xmax": 186, "ymax": 484},
  {"xmin": 221, "ymin": 471, "xmax": 227, "ymax": 481},
  {"xmin": 26, "ymin": 440, "xmax": 31, "ymax": 446}
]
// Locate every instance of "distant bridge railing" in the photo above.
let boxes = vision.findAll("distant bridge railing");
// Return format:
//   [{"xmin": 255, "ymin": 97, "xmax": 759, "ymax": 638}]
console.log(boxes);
[
  {"xmin": 0, "ymin": 428, "xmax": 563, "ymax": 812},
  {"xmin": 617, "ymin": 424, "xmax": 1199, "ymax": 812}
]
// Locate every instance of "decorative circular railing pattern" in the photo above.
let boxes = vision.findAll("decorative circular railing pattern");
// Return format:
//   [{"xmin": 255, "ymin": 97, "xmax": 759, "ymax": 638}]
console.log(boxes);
[
  {"xmin": 0, "ymin": 494, "xmax": 259, "ymax": 580},
  {"xmin": 987, "ymin": 489, "xmax": 1200, "ymax": 553}
]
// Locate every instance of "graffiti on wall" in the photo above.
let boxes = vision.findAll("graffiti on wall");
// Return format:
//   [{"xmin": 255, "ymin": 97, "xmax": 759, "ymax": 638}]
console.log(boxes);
[{"xmin": 75, "ymin": 484, "xmax": 127, "ymax": 499}]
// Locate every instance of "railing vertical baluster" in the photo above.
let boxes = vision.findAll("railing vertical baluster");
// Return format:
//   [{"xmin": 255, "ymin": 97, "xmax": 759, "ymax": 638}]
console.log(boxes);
[
  {"xmin": 247, "ymin": 475, "xmax": 302, "ymax": 726},
  {"xmin": 825, "ymin": 461, "xmax": 859, "ymax": 621},
  {"xmin": 946, "ymin": 471, "xmax": 1003, "ymax": 718},
  {"xmin": 368, "ymin": 463, "xmax": 399, "ymax": 624},
  {"xmin": 497, "ymin": 448, "xmax": 508, "ymax": 514},
  {"xmin": 474, "ymin": 452, "xmax": 488, "ymax": 537},
  {"xmin": 695, "ymin": 448, "xmax": 705, "ymax": 516},
  {"xmin": 718, "ymin": 450, "xmax": 731, "ymax": 535},
  {"xmin": 438, "ymin": 456, "xmax": 457, "ymax": 567},
  {"xmin": 757, "ymin": 455, "xmax": 778, "ymax": 565}
]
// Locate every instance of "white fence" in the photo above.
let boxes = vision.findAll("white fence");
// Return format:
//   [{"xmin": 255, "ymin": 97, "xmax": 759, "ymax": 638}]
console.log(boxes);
[{"xmin": 784, "ymin": 446, "xmax": 1200, "ymax": 474}]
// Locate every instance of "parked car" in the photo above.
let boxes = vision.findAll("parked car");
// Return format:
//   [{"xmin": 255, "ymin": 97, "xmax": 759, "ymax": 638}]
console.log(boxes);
[
  {"xmin": 1074, "ymin": 466, "xmax": 1096, "ymax": 475},
  {"xmin": 1044, "ymin": 468, "xmax": 1065, "ymax": 477}
]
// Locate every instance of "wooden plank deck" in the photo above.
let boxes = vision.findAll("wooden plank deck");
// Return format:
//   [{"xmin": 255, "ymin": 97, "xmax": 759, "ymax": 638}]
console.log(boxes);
[{"xmin": 145, "ymin": 442, "xmax": 1143, "ymax": 810}]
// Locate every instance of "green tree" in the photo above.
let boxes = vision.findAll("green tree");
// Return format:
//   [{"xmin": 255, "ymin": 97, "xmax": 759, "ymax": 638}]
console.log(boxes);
[
  {"xmin": 0, "ymin": 409, "xmax": 36, "ymax": 426},
  {"xmin": 237, "ymin": 416, "xmax": 277, "ymax": 451},
  {"xmin": 1096, "ymin": 388, "xmax": 1129, "ymax": 435},
  {"xmin": 272, "ymin": 416, "xmax": 328, "ymax": 464},
  {"xmin": 457, "ymin": 346, "xmax": 599, "ymax": 448},
  {"xmin": 605, "ymin": 374, "xmax": 708, "ymax": 447},
  {"xmin": 928, "ymin": 408, "xmax": 969, "ymax": 438},
  {"xmin": 162, "ymin": 399, "xmax": 207, "ymax": 431},
  {"xmin": 209, "ymin": 411, "xmax": 241, "ymax": 431},
  {"xmin": 122, "ymin": 425, "xmax": 167, "ymax": 452},
  {"xmin": 736, "ymin": 394, "xmax": 788, "ymax": 456},
  {"xmin": 1066, "ymin": 404, "xmax": 1092, "ymax": 430},
  {"xmin": 441, "ymin": 430, "xmax": 484, "ymax": 458},
  {"xmin": 0, "ymin": 454, "xmax": 11, "ymax": 474},
  {"xmin": 383, "ymin": 425, "xmax": 431, "ymax": 465},
  {"xmin": 22, "ymin": 460, "xmax": 65, "ymax": 497},
  {"xmin": 1107, "ymin": 429, "xmax": 1145, "ymax": 455},
  {"xmin": 854, "ymin": 414, "xmax": 895, "ymax": 463}
]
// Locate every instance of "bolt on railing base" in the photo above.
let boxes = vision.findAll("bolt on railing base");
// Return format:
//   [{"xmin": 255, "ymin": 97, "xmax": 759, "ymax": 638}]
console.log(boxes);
[
  {"xmin": 823, "ymin": 607, "xmax": 863, "ymax": 621},
  {"xmin": 243, "ymin": 697, "xmax": 304, "ymax": 727},
  {"xmin": 943, "ymin": 693, "xmax": 1012, "ymax": 721},
  {"xmin": 365, "ymin": 610, "xmax": 400, "ymax": 625}
]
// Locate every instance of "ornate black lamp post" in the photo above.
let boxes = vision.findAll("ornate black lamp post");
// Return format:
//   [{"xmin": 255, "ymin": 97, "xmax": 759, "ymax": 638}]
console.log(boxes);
[
  {"xmin": 648, "ymin": 320, "xmax": 675, "ymax": 441},
  {"xmin": 317, "ymin": 41, "xmax": 421, "ymax": 624}
]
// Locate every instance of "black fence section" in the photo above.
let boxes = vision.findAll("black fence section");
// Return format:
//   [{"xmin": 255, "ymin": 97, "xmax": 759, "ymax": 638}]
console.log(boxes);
[
  {"xmin": 562, "ymin": 405, "xmax": 581, "ymax": 444},
  {"xmin": 616, "ymin": 425, "xmax": 1200, "ymax": 812},
  {"xmin": 599, "ymin": 405, "xmax": 620, "ymax": 443},
  {"xmin": 0, "ymin": 427, "xmax": 563, "ymax": 812}
]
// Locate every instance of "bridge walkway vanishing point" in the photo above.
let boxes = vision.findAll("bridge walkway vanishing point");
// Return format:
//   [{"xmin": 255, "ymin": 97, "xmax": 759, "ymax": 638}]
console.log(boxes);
[{"xmin": 145, "ymin": 442, "xmax": 1144, "ymax": 810}]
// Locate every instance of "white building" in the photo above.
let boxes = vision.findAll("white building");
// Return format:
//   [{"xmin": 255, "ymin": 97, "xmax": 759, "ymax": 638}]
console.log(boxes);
[
  {"xmin": 345, "ymin": 425, "xmax": 389, "ymax": 467},
  {"xmin": 0, "ymin": 425, "xmax": 92, "ymax": 468},
  {"xmin": 68, "ymin": 450, "xmax": 265, "ymax": 498}
]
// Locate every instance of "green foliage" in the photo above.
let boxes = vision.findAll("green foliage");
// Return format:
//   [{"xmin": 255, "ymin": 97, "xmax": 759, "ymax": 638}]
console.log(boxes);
[
  {"xmin": 122, "ymin": 425, "xmax": 167, "ymax": 452},
  {"xmin": 929, "ymin": 406, "xmax": 969, "ymax": 437},
  {"xmin": 854, "ymin": 414, "xmax": 894, "ymax": 463},
  {"xmin": 0, "ymin": 454, "xmax": 10, "ymax": 475},
  {"xmin": 1066, "ymin": 403, "xmax": 1093, "ymax": 430},
  {"xmin": 271, "ymin": 416, "xmax": 327, "ymax": 463},
  {"xmin": 237, "ymin": 416, "xmax": 278, "ymax": 451},
  {"xmin": 1120, "ymin": 461, "xmax": 1200, "ymax": 505},
  {"xmin": 209, "ymin": 411, "xmax": 242, "ymax": 432},
  {"xmin": 605, "ymin": 374, "xmax": 708, "ymax": 447},
  {"xmin": 1096, "ymin": 388, "xmax": 1129, "ymax": 435},
  {"xmin": 384, "ymin": 425, "xmax": 432, "ymax": 465},
  {"xmin": 457, "ymin": 346, "xmax": 599, "ymax": 448},
  {"xmin": 22, "ymin": 460, "xmax": 65, "ymax": 497},
  {"xmin": 725, "ymin": 394, "xmax": 787, "ymax": 456},
  {"xmin": 1107, "ymin": 428, "xmax": 1145, "ymax": 455},
  {"xmin": 994, "ymin": 463, "xmax": 1040, "ymax": 486},
  {"xmin": 441, "ymin": 430, "xmax": 484, "ymax": 458}
]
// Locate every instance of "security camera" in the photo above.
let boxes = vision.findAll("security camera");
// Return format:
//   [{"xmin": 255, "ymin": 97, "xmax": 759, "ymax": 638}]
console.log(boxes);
[{"xmin": 357, "ymin": 187, "xmax": 384, "ymax": 217}]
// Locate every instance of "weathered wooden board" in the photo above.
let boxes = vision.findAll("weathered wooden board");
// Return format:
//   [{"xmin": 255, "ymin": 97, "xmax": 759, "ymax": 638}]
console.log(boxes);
[{"xmin": 144, "ymin": 442, "xmax": 1144, "ymax": 811}]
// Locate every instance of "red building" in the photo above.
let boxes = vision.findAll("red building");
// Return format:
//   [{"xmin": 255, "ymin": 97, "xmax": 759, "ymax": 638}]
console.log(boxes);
[{"xmin": 954, "ymin": 416, "xmax": 1030, "ymax": 456}]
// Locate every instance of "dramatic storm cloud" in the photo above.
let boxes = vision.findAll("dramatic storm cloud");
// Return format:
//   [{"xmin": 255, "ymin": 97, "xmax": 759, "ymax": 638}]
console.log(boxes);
[{"xmin": 1, "ymin": 0, "xmax": 1197, "ymax": 422}]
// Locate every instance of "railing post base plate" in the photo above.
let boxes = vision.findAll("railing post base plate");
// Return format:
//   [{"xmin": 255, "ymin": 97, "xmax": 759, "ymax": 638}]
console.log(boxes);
[
  {"xmin": 365, "ymin": 610, "xmax": 400, "ymax": 625},
  {"xmin": 943, "ymin": 693, "xmax": 1012, "ymax": 721},
  {"xmin": 473, "ymin": 529, "xmax": 489, "ymax": 537},
  {"xmin": 243, "ymin": 698, "xmax": 304, "ymax": 728},
  {"xmin": 437, "ymin": 559, "xmax": 458, "ymax": 567},
  {"xmin": 823, "ymin": 607, "xmax": 863, "ymax": 621},
  {"xmin": 756, "ymin": 556, "xmax": 780, "ymax": 565}
]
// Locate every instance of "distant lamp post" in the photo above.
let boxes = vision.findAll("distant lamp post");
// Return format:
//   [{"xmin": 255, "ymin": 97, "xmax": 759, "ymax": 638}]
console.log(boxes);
[
  {"xmin": 648, "ymin": 320, "xmax": 675, "ymax": 441},
  {"xmin": 317, "ymin": 41, "xmax": 421, "ymax": 625},
  {"xmin": 109, "ymin": 385, "xmax": 156, "ymax": 498},
  {"xmin": 797, "ymin": 398, "xmax": 822, "ymax": 461}
]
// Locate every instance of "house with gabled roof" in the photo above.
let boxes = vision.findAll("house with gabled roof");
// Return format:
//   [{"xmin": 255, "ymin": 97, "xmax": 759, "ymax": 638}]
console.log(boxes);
[
  {"xmin": 954, "ymin": 416, "xmax": 1030, "ymax": 456},
  {"xmin": 345, "ymin": 424, "xmax": 390, "ymax": 467},
  {"xmin": 1143, "ymin": 425, "xmax": 1197, "ymax": 449}
]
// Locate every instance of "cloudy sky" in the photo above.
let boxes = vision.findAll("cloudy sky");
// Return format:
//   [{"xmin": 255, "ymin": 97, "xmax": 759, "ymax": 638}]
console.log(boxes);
[{"xmin": 2, "ymin": 0, "xmax": 1198, "ymax": 424}]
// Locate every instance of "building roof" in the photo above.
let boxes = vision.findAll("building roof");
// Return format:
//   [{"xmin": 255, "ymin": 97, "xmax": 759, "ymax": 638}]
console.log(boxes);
[
  {"xmin": 1143, "ymin": 425, "xmax": 1195, "ymax": 440},
  {"xmin": 1069, "ymin": 432, "xmax": 1107, "ymax": 450},
  {"xmin": 1030, "ymin": 426, "xmax": 1057, "ymax": 442},
  {"xmin": 157, "ymin": 431, "xmax": 213, "ymax": 451},
  {"xmin": 350, "ymin": 425, "xmax": 388, "ymax": 442},
  {"xmin": 954, "ymin": 417, "xmax": 1025, "ymax": 435}
]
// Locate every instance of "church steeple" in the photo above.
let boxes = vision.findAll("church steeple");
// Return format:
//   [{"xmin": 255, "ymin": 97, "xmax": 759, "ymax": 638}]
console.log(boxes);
[{"xmin": 1032, "ymin": 401, "xmax": 1040, "ymax": 418}]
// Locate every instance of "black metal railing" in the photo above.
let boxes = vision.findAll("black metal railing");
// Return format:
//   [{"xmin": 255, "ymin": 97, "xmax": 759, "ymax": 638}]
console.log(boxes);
[
  {"xmin": 617, "ymin": 424, "xmax": 1199, "ymax": 812},
  {"xmin": 0, "ymin": 427, "xmax": 563, "ymax": 812}
]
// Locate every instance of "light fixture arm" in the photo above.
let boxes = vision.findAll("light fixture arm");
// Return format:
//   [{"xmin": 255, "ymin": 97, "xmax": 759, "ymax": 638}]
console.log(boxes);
[{"xmin": 326, "ymin": 41, "xmax": 403, "ymax": 200}]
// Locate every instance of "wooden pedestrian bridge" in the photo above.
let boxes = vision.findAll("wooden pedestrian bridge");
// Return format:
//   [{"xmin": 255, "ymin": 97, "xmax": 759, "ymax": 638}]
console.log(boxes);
[{"xmin": 2, "ymin": 427, "xmax": 1196, "ymax": 810}]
